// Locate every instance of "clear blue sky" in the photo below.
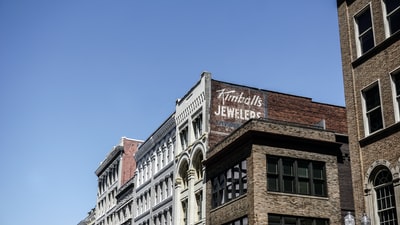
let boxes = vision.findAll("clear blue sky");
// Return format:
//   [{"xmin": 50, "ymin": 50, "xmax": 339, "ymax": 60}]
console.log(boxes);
[{"xmin": 0, "ymin": 1, "xmax": 344, "ymax": 225}]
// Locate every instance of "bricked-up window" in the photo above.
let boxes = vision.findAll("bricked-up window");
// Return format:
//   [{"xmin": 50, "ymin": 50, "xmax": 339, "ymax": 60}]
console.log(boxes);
[
  {"xmin": 392, "ymin": 71, "xmax": 400, "ymax": 122},
  {"xmin": 222, "ymin": 216, "xmax": 248, "ymax": 225},
  {"xmin": 373, "ymin": 168, "xmax": 398, "ymax": 225},
  {"xmin": 383, "ymin": 0, "xmax": 400, "ymax": 36},
  {"xmin": 212, "ymin": 159, "xmax": 247, "ymax": 208},
  {"xmin": 267, "ymin": 156, "xmax": 327, "ymax": 197},
  {"xmin": 362, "ymin": 83, "xmax": 383, "ymax": 134},
  {"xmin": 268, "ymin": 214, "xmax": 329, "ymax": 225},
  {"xmin": 355, "ymin": 6, "xmax": 375, "ymax": 56}
]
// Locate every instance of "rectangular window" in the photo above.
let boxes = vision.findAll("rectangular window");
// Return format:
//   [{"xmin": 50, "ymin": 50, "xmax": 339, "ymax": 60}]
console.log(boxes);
[
  {"xmin": 392, "ymin": 70, "xmax": 400, "ymax": 122},
  {"xmin": 179, "ymin": 126, "xmax": 189, "ymax": 150},
  {"xmin": 211, "ymin": 159, "xmax": 248, "ymax": 208},
  {"xmin": 383, "ymin": 0, "xmax": 400, "ymax": 36},
  {"xmin": 362, "ymin": 83, "xmax": 383, "ymax": 134},
  {"xmin": 222, "ymin": 216, "xmax": 248, "ymax": 225},
  {"xmin": 355, "ymin": 6, "xmax": 375, "ymax": 56},
  {"xmin": 268, "ymin": 214, "xmax": 329, "ymax": 225},
  {"xmin": 267, "ymin": 156, "xmax": 327, "ymax": 197},
  {"xmin": 192, "ymin": 113, "xmax": 203, "ymax": 139}
]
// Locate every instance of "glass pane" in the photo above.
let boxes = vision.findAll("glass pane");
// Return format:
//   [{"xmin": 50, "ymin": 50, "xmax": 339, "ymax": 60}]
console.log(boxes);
[
  {"xmin": 388, "ymin": 9, "xmax": 400, "ymax": 34},
  {"xmin": 357, "ymin": 8, "xmax": 372, "ymax": 33},
  {"xmin": 284, "ymin": 217, "xmax": 297, "ymax": 225},
  {"xmin": 315, "ymin": 219, "xmax": 328, "ymax": 225},
  {"xmin": 298, "ymin": 162, "xmax": 309, "ymax": 178},
  {"xmin": 268, "ymin": 177, "xmax": 279, "ymax": 191},
  {"xmin": 283, "ymin": 160, "xmax": 294, "ymax": 176},
  {"xmin": 314, "ymin": 181, "xmax": 325, "ymax": 196},
  {"xmin": 242, "ymin": 217, "xmax": 248, "ymax": 225},
  {"xmin": 268, "ymin": 157, "xmax": 278, "ymax": 174},
  {"xmin": 385, "ymin": 0, "xmax": 400, "ymax": 13},
  {"xmin": 368, "ymin": 108, "xmax": 383, "ymax": 133},
  {"xmin": 313, "ymin": 163, "xmax": 324, "ymax": 179},
  {"xmin": 360, "ymin": 29, "xmax": 374, "ymax": 53},
  {"xmin": 299, "ymin": 218, "xmax": 313, "ymax": 225},
  {"xmin": 365, "ymin": 85, "xmax": 380, "ymax": 111},
  {"xmin": 269, "ymin": 215, "xmax": 281, "ymax": 225},
  {"xmin": 394, "ymin": 74, "xmax": 400, "ymax": 96},
  {"xmin": 299, "ymin": 179, "xmax": 310, "ymax": 194},
  {"xmin": 283, "ymin": 177, "xmax": 294, "ymax": 193}
]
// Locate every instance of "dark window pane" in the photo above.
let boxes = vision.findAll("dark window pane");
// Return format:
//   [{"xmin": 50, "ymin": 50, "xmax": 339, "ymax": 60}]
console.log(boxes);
[
  {"xmin": 284, "ymin": 217, "xmax": 297, "ymax": 225},
  {"xmin": 269, "ymin": 215, "xmax": 281, "ymax": 225},
  {"xmin": 268, "ymin": 176, "xmax": 279, "ymax": 191},
  {"xmin": 298, "ymin": 162, "xmax": 309, "ymax": 178},
  {"xmin": 388, "ymin": 9, "xmax": 400, "ymax": 34},
  {"xmin": 283, "ymin": 177, "xmax": 295, "ymax": 193},
  {"xmin": 313, "ymin": 163, "xmax": 324, "ymax": 180},
  {"xmin": 299, "ymin": 218, "xmax": 313, "ymax": 225},
  {"xmin": 283, "ymin": 160, "xmax": 294, "ymax": 176},
  {"xmin": 268, "ymin": 157, "xmax": 278, "ymax": 174},
  {"xmin": 394, "ymin": 74, "xmax": 400, "ymax": 96},
  {"xmin": 357, "ymin": 8, "xmax": 372, "ymax": 33},
  {"xmin": 299, "ymin": 179, "xmax": 310, "ymax": 194},
  {"xmin": 365, "ymin": 85, "xmax": 380, "ymax": 111},
  {"xmin": 385, "ymin": 0, "xmax": 400, "ymax": 13},
  {"xmin": 360, "ymin": 30, "xmax": 375, "ymax": 53},
  {"xmin": 368, "ymin": 108, "xmax": 383, "ymax": 133},
  {"xmin": 314, "ymin": 181, "xmax": 325, "ymax": 196}
]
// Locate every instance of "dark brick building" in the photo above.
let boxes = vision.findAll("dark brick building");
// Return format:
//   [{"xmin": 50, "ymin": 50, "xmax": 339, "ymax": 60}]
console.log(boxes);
[
  {"xmin": 202, "ymin": 77, "xmax": 352, "ymax": 225},
  {"xmin": 337, "ymin": 0, "xmax": 400, "ymax": 224}
]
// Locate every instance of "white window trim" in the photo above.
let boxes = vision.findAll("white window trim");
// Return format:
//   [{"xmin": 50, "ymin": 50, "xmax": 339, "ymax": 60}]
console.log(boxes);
[
  {"xmin": 390, "ymin": 67, "xmax": 400, "ymax": 122},
  {"xmin": 361, "ymin": 80, "xmax": 385, "ymax": 136},
  {"xmin": 354, "ymin": 3, "xmax": 376, "ymax": 57},
  {"xmin": 381, "ymin": 0, "xmax": 400, "ymax": 38}
]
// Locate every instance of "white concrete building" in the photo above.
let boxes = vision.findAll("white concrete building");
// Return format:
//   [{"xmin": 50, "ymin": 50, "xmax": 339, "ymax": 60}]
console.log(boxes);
[{"xmin": 134, "ymin": 114, "xmax": 175, "ymax": 225}]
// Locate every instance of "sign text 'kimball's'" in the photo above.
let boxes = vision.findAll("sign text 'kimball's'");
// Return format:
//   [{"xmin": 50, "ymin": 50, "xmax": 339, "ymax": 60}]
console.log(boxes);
[{"xmin": 214, "ymin": 88, "xmax": 263, "ymax": 120}]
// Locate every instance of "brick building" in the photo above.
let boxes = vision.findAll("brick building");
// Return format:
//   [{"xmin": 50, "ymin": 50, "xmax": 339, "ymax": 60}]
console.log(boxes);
[
  {"xmin": 94, "ymin": 137, "xmax": 142, "ymax": 225},
  {"xmin": 205, "ymin": 119, "xmax": 350, "ymax": 225},
  {"xmin": 337, "ymin": 0, "xmax": 400, "ymax": 224},
  {"xmin": 174, "ymin": 72, "xmax": 351, "ymax": 225}
]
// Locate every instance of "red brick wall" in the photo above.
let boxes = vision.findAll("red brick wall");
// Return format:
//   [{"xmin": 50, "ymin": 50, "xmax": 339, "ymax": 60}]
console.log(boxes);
[{"xmin": 120, "ymin": 139, "xmax": 142, "ymax": 186}]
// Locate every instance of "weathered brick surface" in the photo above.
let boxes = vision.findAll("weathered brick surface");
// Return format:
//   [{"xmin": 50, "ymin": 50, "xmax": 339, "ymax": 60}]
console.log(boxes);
[
  {"xmin": 206, "ymin": 120, "xmax": 349, "ymax": 225},
  {"xmin": 120, "ymin": 138, "xmax": 142, "ymax": 186},
  {"xmin": 337, "ymin": 0, "xmax": 400, "ymax": 219}
]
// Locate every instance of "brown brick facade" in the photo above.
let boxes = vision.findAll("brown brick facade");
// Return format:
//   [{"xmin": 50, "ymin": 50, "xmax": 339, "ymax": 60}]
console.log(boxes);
[{"xmin": 337, "ymin": 0, "xmax": 400, "ymax": 223}]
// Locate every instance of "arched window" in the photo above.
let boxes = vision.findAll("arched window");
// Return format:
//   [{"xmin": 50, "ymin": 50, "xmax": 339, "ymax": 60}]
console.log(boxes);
[
  {"xmin": 192, "ymin": 150, "xmax": 204, "ymax": 181},
  {"xmin": 373, "ymin": 168, "xmax": 398, "ymax": 225},
  {"xmin": 179, "ymin": 161, "xmax": 189, "ymax": 189}
]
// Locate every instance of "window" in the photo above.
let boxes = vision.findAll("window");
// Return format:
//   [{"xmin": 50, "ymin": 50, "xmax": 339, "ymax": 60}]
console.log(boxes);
[
  {"xmin": 267, "ymin": 156, "xmax": 327, "ymax": 197},
  {"xmin": 362, "ymin": 83, "xmax": 383, "ymax": 134},
  {"xmin": 179, "ymin": 126, "xmax": 189, "ymax": 150},
  {"xmin": 222, "ymin": 216, "xmax": 248, "ymax": 225},
  {"xmin": 192, "ymin": 113, "xmax": 203, "ymax": 139},
  {"xmin": 195, "ymin": 191, "xmax": 203, "ymax": 221},
  {"xmin": 182, "ymin": 200, "xmax": 188, "ymax": 225},
  {"xmin": 268, "ymin": 214, "xmax": 329, "ymax": 225},
  {"xmin": 392, "ymin": 70, "xmax": 400, "ymax": 121},
  {"xmin": 355, "ymin": 6, "xmax": 375, "ymax": 56},
  {"xmin": 212, "ymin": 159, "xmax": 247, "ymax": 208},
  {"xmin": 374, "ymin": 169, "xmax": 398, "ymax": 225},
  {"xmin": 383, "ymin": 0, "xmax": 400, "ymax": 36}
]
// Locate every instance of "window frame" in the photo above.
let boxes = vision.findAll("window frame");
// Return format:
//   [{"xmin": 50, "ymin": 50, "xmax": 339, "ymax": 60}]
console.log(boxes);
[
  {"xmin": 382, "ymin": 0, "xmax": 400, "ymax": 37},
  {"xmin": 268, "ymin": 214, "xmax": 329, "ymax": 225},
  {"xmin": 211, "ymin": 159, "xmax": 248, "ymax": 208},
  {"xmin": 267, "ymin": 156, "xmax": 327, "ymax": 197},
  {"xmin": 391, "ymin": 68, "xmax": 400, "ymax": 122},
  {"xmin": 354, "ymin": 4, "xmax": 376, "ymax": 57},
  {"xmin": 361, "ymin": 81, "xmax": 384, "ymax": 136}
]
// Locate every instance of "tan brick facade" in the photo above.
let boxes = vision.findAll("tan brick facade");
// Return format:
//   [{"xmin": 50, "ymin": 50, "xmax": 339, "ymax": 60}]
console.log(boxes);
[
  {"xmin": 205, "ymin": 119, "xmax": 350, "ymax": 225},
  {"xmin": 337, "ymin": 0, "xmax": 400, "ymax": 223}
]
